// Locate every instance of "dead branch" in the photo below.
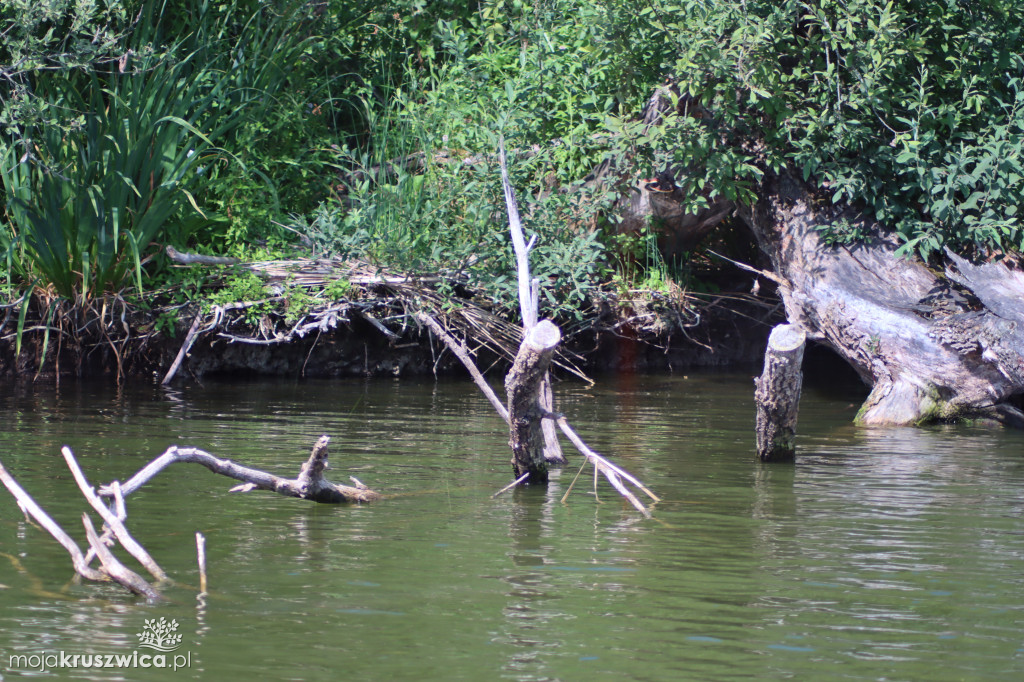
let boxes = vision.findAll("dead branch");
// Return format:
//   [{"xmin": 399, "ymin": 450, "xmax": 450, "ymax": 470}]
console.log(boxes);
[
  {"xmin": 0, "ymin": 434, "xmax": 379, "ymax": 601},
  {"xmin": 552, "ymin": 417, "xmax": 660, "ymax": 517},
  {"xmin": 416, "ymin": 312, "xmax": 509, "ymax": 421},
  {"xmin": 196, "ymin": 532, "xmax": 207, "ymax": 594},
  {"xmin": 0, "ymin": 459, "xmax": 160, "ymax": 598},
  {"xmin": 166, "ymin": 245, "xmax": 240, "ymax": 266},
  {"xmin": 61, "ymin": 447, "xmax": 167, "ymax": 581},
  {"xmin": 102, "ymin": 435, "xmax": 379, "ymax": 504},
  {"xmin": 82, "ymin": 514, "xmax": 160, "ymax": 600},
  {"xmin": 161, "ymin": 311, "xmax": 203, "ymax": 384},
  {"xmin": 0, "ymin": 461, "xmax": 107, "ymax": 583}
]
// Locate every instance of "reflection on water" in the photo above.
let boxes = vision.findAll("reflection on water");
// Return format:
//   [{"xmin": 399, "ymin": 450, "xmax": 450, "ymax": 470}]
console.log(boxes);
[{"xmin": 1, "ymin": 374, "xmax": 1023, "ymax": 681}]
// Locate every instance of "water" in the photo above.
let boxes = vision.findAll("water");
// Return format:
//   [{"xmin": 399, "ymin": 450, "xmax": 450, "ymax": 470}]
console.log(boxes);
[{"xmin": 1, "ymin": 373, "xmax": 1023, "ymax": 681}]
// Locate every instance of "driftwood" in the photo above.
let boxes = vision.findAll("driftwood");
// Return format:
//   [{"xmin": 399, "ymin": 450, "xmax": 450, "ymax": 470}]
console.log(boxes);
[
  {"xmin": 104, "ymin": 435, "xmax": 379, "ymax": 504},
  {"xmin": 0, "ymin": 456, "xmax": 160, "ymax": 599},
  {"xmin": 0, "ymin": 435, "xmax": 376, "ymax": 600},
  {"xmin": 739, "ymin": 172, "xmax": 1024, "ymax": 426},
  {"xmin": 754, "ymin": 324, "xmax": 806, "ymax": 461}
]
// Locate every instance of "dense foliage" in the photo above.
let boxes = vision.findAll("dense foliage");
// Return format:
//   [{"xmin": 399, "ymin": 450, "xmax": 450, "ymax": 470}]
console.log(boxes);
[
  {"xmin": 643, "ymin": 0, "xmax": 1024, "ymax": 259},
  {"xmin": 2, "ymin": 0, "xmax": 1023, "ymax": 306}
]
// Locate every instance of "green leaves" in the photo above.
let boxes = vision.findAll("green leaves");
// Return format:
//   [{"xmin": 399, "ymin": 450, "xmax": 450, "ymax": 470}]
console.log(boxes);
[
  {"xmin": 0, "ymin": 0, "xmax": 318, "ymax": 298},
  {"xmin": 613, "ymin": 0, "xmax": 1024, "ymax": 260}
]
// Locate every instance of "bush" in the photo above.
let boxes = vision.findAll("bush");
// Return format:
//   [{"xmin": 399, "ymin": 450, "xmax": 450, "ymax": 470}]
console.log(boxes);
[{"xmin": 633, "ymin": 0, "xmax": 1024, "ymax": 259}]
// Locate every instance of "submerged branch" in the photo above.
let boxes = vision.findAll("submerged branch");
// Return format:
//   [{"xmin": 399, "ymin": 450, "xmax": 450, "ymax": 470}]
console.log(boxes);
[
  {"xmin": 0, "ymin": 461, "xmax": 107, "ymax": 583},
  {"xmin": 0, "ymin": 434, "xmax": 379, "ymax": 600},
  {"xmin": 62, "ymin": 446, "xmax": 167, "ymax": 582},
  {"xmin": 101, "ymin": 435, "xmax": 379, "ymax": 504}
]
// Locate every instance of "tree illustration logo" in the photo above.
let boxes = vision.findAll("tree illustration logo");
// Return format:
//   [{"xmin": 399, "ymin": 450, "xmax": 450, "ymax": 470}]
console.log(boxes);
[{"xmin": 136, "ymin": 617, "xmax": 183, "ymax": 652}]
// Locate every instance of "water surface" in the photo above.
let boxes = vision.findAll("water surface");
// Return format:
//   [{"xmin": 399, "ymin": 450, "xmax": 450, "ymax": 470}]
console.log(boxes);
[{"xmin": 1, "ymin": 373, "xmax": 1023, "ymax": 681}]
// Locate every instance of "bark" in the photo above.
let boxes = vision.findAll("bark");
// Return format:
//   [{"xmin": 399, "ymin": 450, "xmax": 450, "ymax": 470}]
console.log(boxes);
[
  {"xmin": 739, "ymin": 172, "xmax": 1024, "ymax": 426},
  {"xmin": 106, "ymin": 435, "xmax": 380, "ymax": 503},
  {"xmin": 755, "ymin": 324, "xmax": 806, "ymax": 461},
  {"xmin": 506, "ymin": 320, "xmax": 562, "ymax": 483},
  {"xmin": 419, "ymin": 309, "xmax": 657, "ymax": 514},
  {"xmin": 500, "ymin": 140, "xmax": 564, "ymax": 465}
]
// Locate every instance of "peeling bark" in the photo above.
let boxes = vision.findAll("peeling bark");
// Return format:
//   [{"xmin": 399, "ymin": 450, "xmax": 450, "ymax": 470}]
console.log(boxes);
[
  {"xmin": 506, "ymin": 320, "xmax": 561, "ymax": 483},
  {"xmin": 739, "ymin": 173, "xmax": 1024, "ymax": 426},
  {"xmin": 755, "ymin": 324, "xmax": 806, "ymax": 461}
]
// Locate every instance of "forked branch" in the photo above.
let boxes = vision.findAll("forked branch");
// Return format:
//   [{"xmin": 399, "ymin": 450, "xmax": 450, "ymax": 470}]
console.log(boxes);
[{"xmin": 0, "ymin": 435, "xmax": 377, "ymax": 600}]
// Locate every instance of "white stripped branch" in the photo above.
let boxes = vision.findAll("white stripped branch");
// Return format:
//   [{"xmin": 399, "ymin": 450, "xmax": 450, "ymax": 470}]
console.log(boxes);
[
  {"xmin": 499, "ymin": 139, "xmax": 563, "ymax": 465},
  {"xmin": 0, "ymin": 434, "xmax": 376, "ymax": 600},
  {"xmin": 102, "ymin": 435, "xmax": 379, "ymax": 504}
]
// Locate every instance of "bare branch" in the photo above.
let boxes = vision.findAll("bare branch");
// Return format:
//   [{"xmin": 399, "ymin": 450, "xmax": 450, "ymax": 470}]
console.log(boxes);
[
  {"xmin": 162, "ymin": 312, "xmax": 203, "ymax": 385},
  {"xmin": 81, "ymin": 514, "xmax": 161, "ymax": 600},
  {"xmin": 101, "ymin": 437, "xmax": 379, "ymax": 504},
  {"xmin": 196, "ymin": 532, "xmax": 208, "ymax": 594},
  {"xmin": 499, "ymin": 137, "xmax": 538, "ymax": 330},
  {"xmin": 416, "ymin": 312, "xmax": 509, "ymax": 422},
  {"xmin": 61, "ymin": 447, "xmax": 168, "ymax": 582},
  {"xmin": 0, "ymin": 461, "xmax": 106, "ymax": 582}
]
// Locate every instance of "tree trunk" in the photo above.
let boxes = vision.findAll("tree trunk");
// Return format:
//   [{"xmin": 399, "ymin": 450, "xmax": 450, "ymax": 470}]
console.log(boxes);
[
  {"xmin": 739, "ymin": 172, "xmax": 1024, "ymax": 426},
  {"xmin": 506, "ymin": 320, "xmax": 562, "ymax": 483},
  {"xmin": 755, "ymin": 324, "xmax": 806, "ymax": 461}
]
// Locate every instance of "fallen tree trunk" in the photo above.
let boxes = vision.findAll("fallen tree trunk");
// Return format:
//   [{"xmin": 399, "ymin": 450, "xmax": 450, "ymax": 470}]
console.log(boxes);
[{"xmin": 739, "ymin": 172, "xmax": 1024, "ymax": 426}]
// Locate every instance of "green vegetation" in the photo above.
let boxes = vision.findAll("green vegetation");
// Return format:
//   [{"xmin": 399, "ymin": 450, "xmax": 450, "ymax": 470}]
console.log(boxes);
[{"xmin": 3, "ymin": 0, "xmax": 1023, "ymax": 319}]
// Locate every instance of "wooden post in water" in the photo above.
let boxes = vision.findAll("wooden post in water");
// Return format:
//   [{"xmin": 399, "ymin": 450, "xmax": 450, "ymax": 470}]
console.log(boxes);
[
  {"xmin": 506, "ymin": 320, "xmax": 562, "ymax": 483},
  {"xmin": 755, "ymin": 323, "xmax": 807, "ymax": 462}
]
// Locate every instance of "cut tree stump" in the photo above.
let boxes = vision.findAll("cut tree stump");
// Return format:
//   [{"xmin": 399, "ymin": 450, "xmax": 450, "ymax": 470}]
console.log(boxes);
[
  {"xmin": 506, "ymin": 320, "xmax": 562, "ymax": 483},
  {"xmin": 754, "ymin": 323, "xmax": 807, "ymax": 462}
]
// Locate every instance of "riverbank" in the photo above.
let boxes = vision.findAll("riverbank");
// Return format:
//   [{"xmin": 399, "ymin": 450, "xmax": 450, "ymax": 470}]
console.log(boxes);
[{"xmin": 0, "ymin": 257, "xmax": 781, "ymax": 383}]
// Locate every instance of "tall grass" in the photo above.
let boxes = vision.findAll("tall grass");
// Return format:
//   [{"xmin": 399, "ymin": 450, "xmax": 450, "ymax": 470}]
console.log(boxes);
[
  {"xmin": 0, "ymin": 0, "xmax": 315, "ymax": 299},
  {"xmin": 2, "ymin": 59, "xmax": 216, "ymax": 298}
]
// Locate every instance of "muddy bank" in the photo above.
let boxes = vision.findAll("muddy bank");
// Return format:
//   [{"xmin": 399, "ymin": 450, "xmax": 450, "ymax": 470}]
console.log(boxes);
[{"xmin": 0, "ymin": 289, "xmax": 779, "ymax": 383}]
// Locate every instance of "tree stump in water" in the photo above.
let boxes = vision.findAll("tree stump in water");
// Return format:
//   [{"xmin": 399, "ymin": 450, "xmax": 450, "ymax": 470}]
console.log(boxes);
[
  {"xmin": 506, "ymin": 320, "xmax": 562, "ymax": 483},
  {"xmin": 755, "ymin": 323, "xmax": 807, "ymax": 462},
  {"xmin": 738, "ymin": 172, "xmax": 1024, "ymax": 426}
]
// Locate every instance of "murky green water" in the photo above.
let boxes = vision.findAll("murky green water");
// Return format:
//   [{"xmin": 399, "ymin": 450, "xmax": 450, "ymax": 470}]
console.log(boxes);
[{"xmin": 1, "ymin": 372, "xmax": 1023, "ymax": 681}]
